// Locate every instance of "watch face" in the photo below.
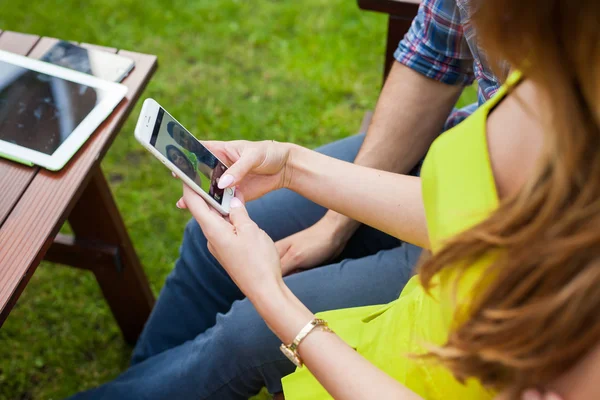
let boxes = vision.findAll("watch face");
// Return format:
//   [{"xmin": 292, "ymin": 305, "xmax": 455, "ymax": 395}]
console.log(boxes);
[{"xmin": 280, "ymin": 344, "xmax": 302, "ymax": 367}]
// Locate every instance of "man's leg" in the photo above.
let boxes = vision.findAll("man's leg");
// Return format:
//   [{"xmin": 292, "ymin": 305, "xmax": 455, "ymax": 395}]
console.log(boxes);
[
  {"xmin": 70, "ymin": 241, "xmax": 420, "ymax": 400},
  {"xmin": 132, "ymin": 134, "xmax": 372, "ymax": 363}
]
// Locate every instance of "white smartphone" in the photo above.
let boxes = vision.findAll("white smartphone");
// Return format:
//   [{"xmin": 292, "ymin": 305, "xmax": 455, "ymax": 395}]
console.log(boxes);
[
  {"xmin": 41, "ymin": 41, "xmax": 135, "ymax": 83},
  {"xmin": 134, "ymin": 98, "xmax": 234, "ymax": 215}
]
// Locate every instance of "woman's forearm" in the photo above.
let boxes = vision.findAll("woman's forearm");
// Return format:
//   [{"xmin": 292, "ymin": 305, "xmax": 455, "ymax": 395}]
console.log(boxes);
[
  {"xmin": 286, "ymin": 144, "xmax": 429, "ymax": 248},
  {"xmin": 252, "ymin": 284, "xmax": 424, "ymax": 400}
]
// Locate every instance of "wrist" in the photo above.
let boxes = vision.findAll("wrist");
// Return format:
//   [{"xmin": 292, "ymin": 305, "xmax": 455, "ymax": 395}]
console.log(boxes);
[
  {"xmin": 320, "ymin": 210, "xmax": 360, "ymax": 244},
  {"xmin": 251, "ymin": 281, "xmax": 315, "ymax": 344},
  {"xmin": 282, "ymin": 143, "xmax": 304, "ymax": 190}
]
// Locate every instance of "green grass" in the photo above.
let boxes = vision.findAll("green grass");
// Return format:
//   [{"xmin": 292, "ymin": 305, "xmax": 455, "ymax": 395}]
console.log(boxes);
[{"xmin": 0, "ymin": 1, "xmax": 476, "ymax": 399}]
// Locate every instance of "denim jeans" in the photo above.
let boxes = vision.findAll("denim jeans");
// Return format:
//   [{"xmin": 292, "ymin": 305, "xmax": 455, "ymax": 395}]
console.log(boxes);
[{"xmin": 69, "ymin": 134, "xmax": 422, "ymax": 400}]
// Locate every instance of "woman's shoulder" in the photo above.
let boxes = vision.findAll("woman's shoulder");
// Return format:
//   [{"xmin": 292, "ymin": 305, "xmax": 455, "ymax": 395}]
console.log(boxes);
[{"xmin": 486, "ymin": 79, "xmax": 546, "ymax": 199}]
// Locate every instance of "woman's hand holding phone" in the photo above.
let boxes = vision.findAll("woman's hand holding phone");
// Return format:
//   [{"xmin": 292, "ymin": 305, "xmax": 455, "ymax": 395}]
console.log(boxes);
[
  {"xmin": 175, "ymin": 139, "xmax": 295, "ymax": 294},
  {"xmin": 178, "ymin": 139, "xmax": 318, "ymax": 346},
  {"xmin": 180, "ymin": 185, "xmax": 285, "ymax": 302},
  {"xmin": 177, "ymin": 139, "xmax": 296, "ymax": 291},
  {"xmin": 201, "ymin": 140, "xmax": 293, "ymax": 201}
]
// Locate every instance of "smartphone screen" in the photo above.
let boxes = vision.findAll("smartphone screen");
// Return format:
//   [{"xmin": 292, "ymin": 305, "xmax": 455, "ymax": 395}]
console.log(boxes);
[
  {"xmin": 40, "ymin": 41, "xmax": 134, "ymax": 83},
  {"xmin": 150, "ymin": 108, "xmax": 228, "ymax": 204}
]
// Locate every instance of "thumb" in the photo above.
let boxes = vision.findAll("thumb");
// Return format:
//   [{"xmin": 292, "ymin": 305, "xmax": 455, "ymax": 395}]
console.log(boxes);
[
  {"xmin": 218, "ymin": 150, "xmax": 261, "ymax": 189},
  {"xmin": 228, "ymin": 196, "xmax": 255, "ymax": 233}
]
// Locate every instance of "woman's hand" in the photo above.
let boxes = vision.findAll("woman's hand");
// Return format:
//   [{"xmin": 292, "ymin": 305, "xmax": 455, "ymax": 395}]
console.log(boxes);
[
  {"xmin": 179, "ymin": 184, "xmax": 284, "ymax": 299},
  {"xmin": 202, "ymin": 140, "xmax": 293, "ymax": 201}
]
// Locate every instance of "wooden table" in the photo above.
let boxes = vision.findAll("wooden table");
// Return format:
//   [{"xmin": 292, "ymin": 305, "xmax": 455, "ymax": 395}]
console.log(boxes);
[{"xmin": 0, "ymin": 31, "xmax": 157, "ymax": 344}]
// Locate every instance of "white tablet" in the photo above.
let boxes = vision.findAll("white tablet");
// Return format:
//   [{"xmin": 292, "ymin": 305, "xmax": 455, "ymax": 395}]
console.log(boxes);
[{"xmin": 0, "ymin": 49, "xmax": 128, "ymax": 171}]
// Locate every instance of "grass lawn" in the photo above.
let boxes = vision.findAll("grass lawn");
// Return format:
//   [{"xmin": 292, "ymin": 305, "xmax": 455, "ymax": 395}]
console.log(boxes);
[{"xmin": 0, "ymin": 1, "xmax": 476, "ymax": 399}]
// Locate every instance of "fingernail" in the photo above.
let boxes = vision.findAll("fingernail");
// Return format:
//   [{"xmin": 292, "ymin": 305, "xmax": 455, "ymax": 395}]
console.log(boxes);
[
  {"xmin": 172, "ymin": 171, "xmax": 177, "ymax": 178},
  {"xmin": 523, "ymin": 390, "xmax": 540, "ymax": 400},
  {"xmin": 218, "ymin": 174, "xmax": 234, "ymax": 189},
  {"xmin": 230, "ymin": 197, "xmax": 243, "ymax": 208},
  {"xmin": 176, "ymin": 199, "xmax": 183, "ymax": 209}
]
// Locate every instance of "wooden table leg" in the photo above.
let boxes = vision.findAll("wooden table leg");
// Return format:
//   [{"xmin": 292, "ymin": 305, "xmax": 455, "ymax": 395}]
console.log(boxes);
[{"xmin": 63, "ymin": 166, "xmax": 154, "ymax": 344}]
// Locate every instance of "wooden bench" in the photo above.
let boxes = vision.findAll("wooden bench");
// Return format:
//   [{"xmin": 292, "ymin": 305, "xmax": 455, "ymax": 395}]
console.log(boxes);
[
  {"xmin": 0, "ymin": 31, "xmax": 157, "ymax": 344},
  {"xmin": 355, "ymin": 0, "xmax": 421, "ymax": 134},
  {"xmin": 358, "ymin": 0, "xmax": 421, "ymax": 84}
]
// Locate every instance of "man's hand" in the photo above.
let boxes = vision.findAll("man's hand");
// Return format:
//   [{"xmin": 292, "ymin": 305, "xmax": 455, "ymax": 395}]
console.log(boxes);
[{"xmin": 275, "ymin": 214, "xmax": 355, "ymax": 276}]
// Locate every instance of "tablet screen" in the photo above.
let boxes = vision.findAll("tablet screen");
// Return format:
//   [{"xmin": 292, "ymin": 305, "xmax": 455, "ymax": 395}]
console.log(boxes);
[{"xmin": 0, "ymin": 60, "xmax": 100, "ymax": 155}]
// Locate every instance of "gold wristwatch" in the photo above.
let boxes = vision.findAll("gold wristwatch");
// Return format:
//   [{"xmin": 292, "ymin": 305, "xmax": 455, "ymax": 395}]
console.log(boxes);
[{"xmin": 280, "ymin": 318, "xmax": 333, "ymax": 367}]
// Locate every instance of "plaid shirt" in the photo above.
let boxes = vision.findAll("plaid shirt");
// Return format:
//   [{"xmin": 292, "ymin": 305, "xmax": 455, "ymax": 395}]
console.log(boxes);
[{"xmin": 395, "ymin": 0, "xmax": 506, "ymax": 128}]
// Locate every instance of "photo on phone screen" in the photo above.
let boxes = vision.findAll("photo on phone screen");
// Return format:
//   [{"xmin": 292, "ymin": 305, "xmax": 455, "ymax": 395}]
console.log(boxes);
[{"xmin": 150, "ymin": 109, "xmax": 227, "ymax": 204}]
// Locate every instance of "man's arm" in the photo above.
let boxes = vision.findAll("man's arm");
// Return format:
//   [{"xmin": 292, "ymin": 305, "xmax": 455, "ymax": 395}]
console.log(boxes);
[
  {"xmin": 274, "ymin": 0, "xmax": 474, "ymax": 273},
  {"xmin": 274, "ymin": 64, "xmax": 463, "ymax": 273},
  {"xmin": 321, "ymin": 62, "xmax": 464, "ymax": 238}
]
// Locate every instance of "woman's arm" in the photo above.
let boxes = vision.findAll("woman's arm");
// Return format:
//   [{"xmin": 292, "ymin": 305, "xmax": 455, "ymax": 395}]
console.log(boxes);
[
  {"xmin": 286, "ymin": 144, "xmax": 428, "ymax": 248},
  {"xmin": 178, "ymin": 186, "xmax": 425, "ymax": 399},
  {"xmin": 206, "ymin": 139, "xmax": 428, "ymax": 249},
  {"xmin": 179, "ymin": 184, "xmax": 564, "ymax": 400},
  {"xmin": 254, "ymin": 283, "xmax": 424, "ymax": 400}
]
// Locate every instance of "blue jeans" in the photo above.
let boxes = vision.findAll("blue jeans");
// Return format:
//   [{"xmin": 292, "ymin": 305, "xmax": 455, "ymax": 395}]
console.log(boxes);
[{"xmin": 70, "ymin": 134, "xmax": 422, "ymax": 400}]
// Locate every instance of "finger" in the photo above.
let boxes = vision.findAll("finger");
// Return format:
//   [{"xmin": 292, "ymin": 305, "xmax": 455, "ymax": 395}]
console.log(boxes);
[
  {"xmin": 209, "ymin": 207, "xmax": 223, "ymax": 218},
  {"xmin": 234, "ymin": 189, "xmax": 246, "ymax": 204},
  {"xmin": 201, "ymin": 140, "xmax": 246, "ymax": 167},
  {"xmin": 176, "ymin": 197, "xmax": 188, "ymax": 209},
  {"xmin": 275, "ymin": 237, "xmax": 292, "ymax": 258},
  {"xmin": 182, "ymin": 184, "xmax": 232, "ymax": 241},
  {"xmin": 199, "ymin": 140, "xmax": 223, "ymax": 151},
  {"xmin": 228, "ymin": 196, "xmax": 256, "ymax": 233},
  {"xmin": 172, "ymin": 171, "xmax": 178, "ymax": 179},
  {"xmin": 218, "ymin": 150, "xmax": 262, "ymax": 189}
]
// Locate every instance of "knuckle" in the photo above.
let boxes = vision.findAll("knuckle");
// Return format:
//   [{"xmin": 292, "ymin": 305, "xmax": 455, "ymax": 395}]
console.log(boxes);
[
  {"xmin": 204, "ymin": 228, "xmax": 217, "ymax": 242},
  {"xmin": 205, "ymin": 230, "xmax": 227, "ymax": 247},
  {"xmin": 237, "ymin": 221, "xmax": 257, "ymax": 234}
]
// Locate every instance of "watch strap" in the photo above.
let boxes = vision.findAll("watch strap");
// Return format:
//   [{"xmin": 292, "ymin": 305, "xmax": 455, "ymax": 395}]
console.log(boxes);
[{"xmin": 281, "ymin": 318, "xmax": 332, "ymax": 367}]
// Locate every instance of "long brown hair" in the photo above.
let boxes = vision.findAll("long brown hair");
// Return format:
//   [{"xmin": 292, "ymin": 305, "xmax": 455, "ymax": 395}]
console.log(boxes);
[{"xmin": 419, "ymin": 0, "xmax": 600, "ymax": 395}]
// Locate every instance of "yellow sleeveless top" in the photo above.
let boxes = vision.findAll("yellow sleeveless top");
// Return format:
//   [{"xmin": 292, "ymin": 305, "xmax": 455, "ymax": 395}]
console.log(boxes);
[{"xmin": 281, "ymin": 73, "xmax": 521, "ymax": 400}]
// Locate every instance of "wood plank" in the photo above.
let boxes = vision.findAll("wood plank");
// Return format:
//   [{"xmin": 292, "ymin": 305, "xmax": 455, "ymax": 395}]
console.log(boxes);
[
  {"xmin": 27, "ymin": 36, "xmax": 60, "ymax": 58},
  {"xmin": 0, "ymin": 31, "xmax": 39, "ymax": 54},
  {"xmin": 0, "ymin": 33, "xmax": 41, "ymax": 225},
  {"xmin": 0, "ymin": 165, "xmax": 38, "ymax": 225},
  {"xmin": 45, "ymin": 233, "xmax": 121, "ymax": 272},
  {"xmin": 358, "ymin": 0, "xmax": 420, "ymax": 17},
  {"xmin": 0, "ymin": 48, "xmax": 157, "ymax": 326}
]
